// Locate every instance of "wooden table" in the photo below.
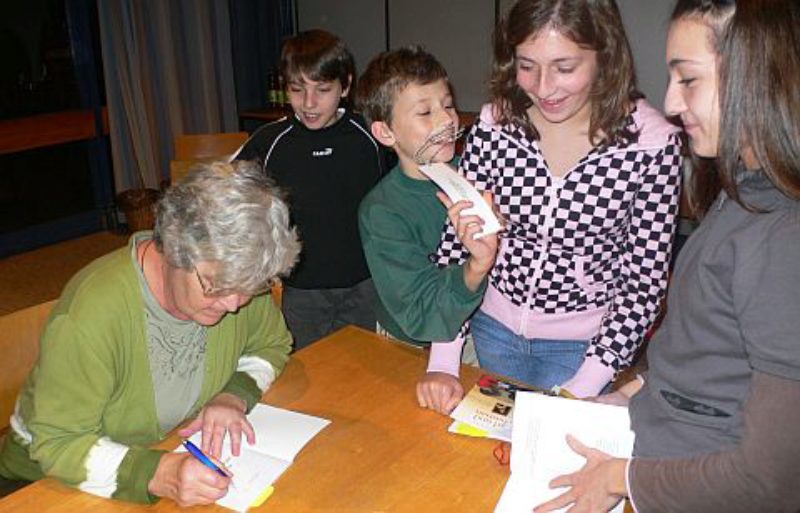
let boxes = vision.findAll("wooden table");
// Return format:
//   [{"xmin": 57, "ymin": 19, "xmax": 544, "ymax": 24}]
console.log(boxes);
[{"xmin": 0, "ymin": 327, "xmax": 508, "ymax": 512}]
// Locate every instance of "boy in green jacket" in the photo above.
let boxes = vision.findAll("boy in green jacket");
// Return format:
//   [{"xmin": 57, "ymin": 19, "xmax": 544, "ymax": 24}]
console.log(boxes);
[{"xmin": 357, "ymin": 47, "xmax": 498, "ymax": 413}]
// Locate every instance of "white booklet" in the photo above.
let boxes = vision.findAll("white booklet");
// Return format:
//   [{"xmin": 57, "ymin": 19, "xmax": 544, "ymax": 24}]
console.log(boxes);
[
  {"xmin": 419, "ymin": 162, "xmax": 502, "ymax": 239},
  {"xmin": 495, "ymin": 393, "xmax": 634, "ymax": 513},
  {"xmin": 179, "ymin": 404, "xmax": 330, "ymax": 512}
]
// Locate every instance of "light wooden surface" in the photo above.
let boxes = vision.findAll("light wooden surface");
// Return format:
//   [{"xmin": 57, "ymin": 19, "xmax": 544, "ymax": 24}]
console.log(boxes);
[
  {"xmin": 169, "ymin": 158, "xmax": 210, "ymax": 184},
  {"xmin": 0, "ymin": 108, "xmax": 108, "ymax": 156},
  {"xmin": 0, "ymin": 326, "xmax": 508, "ymax": 512},
  {"xmin": 171, "ymin": 132, "xmax": 250, "ymax": 185},
  {"xmin": 0, "ymin": 300, "xmax": 56, "ymax": 431},
  {"xmin": 0, "ymin": 232, "xmax": 127, "ymax": 315},
  {"xmin": 173, "ymin": 132, "xmax": 249, "ymax": 161}
]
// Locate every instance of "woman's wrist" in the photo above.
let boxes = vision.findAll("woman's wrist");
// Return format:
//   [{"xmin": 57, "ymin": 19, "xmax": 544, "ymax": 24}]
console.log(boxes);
[
  {"xmin": 148, "ymin": 452, "xmax": 180, "ymax": 499},
  {"xmin": 212, "ymin": 392, "xmax": 247, "ymax": 413},
  {"xmin": 606, "ymin": 458, "xmax": 630, "ymax": 496}
]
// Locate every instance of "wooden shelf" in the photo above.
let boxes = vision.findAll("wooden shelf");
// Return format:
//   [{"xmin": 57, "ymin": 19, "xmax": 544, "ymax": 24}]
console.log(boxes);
[{"xmin": 0, "ymin": 108, "xmax": 108, "ymax": 156}]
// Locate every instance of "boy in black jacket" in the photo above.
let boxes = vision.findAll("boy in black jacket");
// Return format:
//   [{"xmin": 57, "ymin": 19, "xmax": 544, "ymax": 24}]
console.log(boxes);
[{"xmin": 235, "ymin": 30, "xmax": 388, "ymax": 350}]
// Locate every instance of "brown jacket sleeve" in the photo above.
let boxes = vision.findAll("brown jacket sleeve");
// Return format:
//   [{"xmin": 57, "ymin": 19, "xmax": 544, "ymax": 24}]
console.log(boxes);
[{"xmin": 628, "ymin": 371, "xmax": 800, "ymax": 513}]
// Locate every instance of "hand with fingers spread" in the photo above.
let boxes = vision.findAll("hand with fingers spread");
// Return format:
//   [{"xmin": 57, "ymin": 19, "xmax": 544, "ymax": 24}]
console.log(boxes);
[
  {"xmin": 417, "ymin": 371, "xmax": 464, "ymax": 414},
  {"xmin": 148, "ymin": 452, "xmax": 231, "ymax": 507},
  {"xmin": 178, "ymin": 392, "xmax": 254, "ymax": 459},
  {"xmin": 533, "ymin": 435, "xmax": 628, "ymax": 513},
  {"xmin": 438, "ymin": 190, "xmax": 500, "ymax": 292}
]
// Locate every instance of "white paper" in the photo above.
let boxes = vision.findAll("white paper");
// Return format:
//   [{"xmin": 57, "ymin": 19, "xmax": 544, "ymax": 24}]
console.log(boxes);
[
  {"xmin": 217, "ymin": 451, "xmax": 289, "ymax": 512},
  {"xmin": 495, "ymin": 393, "xmax": 634, "ymax": 513},
  {"xmin": 241, "ymin": 404, "xmax": 331, "ymax": 463},
  {"xmin": 178, "ymin": 404, "xmax": 330, "ymax": 512},
  {"xmin": 419, "ymin": 162, "xmax": 502, "ymax": 238}
]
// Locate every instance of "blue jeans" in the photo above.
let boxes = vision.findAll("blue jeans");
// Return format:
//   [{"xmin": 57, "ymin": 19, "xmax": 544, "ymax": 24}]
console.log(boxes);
[{"xmin": 470, "ymin": 309, "xmax": 588, "ymax": 390}]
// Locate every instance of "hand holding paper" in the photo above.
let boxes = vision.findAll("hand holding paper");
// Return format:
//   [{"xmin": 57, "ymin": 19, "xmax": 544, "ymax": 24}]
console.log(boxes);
[
  {"xmin": 533, "ymin": 435, "xmax": 628, "ymax": 513},
  {"xmin": 420, "ymin": 162, "xmax": 502, "ymax": 239},
  {"xmin": 494, "ymin": 392, "xmax": 634, "ymax": 513},
  {"xmin": 437, "ymin": 189, "xmax": 500, "ymax": 290}
]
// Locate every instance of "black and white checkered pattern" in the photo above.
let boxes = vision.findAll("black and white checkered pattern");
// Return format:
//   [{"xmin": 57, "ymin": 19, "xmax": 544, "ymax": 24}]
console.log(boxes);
[{"xmin": 435, "ymin": 109, "xmax": 683, "ymax": 374}]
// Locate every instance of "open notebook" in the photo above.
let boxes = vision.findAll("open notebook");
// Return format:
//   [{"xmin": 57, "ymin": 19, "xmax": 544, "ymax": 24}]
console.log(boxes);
[
  {"xmin": 178, "ymin": 404, "xmax": 330, "ymax": 512},
  {"xmin": 495, "ymin": 392, "xmax": 634, "ymax": 513}
]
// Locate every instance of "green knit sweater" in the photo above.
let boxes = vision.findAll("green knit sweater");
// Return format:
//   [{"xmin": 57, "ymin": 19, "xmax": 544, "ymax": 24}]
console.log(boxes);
[
  {"xmin": 358, "ymin": 164, "xmax": 486, "ymax": 345},
  {"xmin": 0, "ymin": 237, "xmax": 291, "ymax": 503}
]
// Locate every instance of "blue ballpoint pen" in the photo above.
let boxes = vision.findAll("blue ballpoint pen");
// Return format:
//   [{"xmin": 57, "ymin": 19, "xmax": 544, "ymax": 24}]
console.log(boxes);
[{"xmin": 182, "ymin": 439, "xmax": 231, "ymax": 478}]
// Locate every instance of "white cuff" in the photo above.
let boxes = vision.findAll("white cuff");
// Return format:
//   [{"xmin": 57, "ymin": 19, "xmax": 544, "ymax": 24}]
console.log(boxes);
[
  {"xmin": 78, "ymin": 437, "xmax": 129, "ymax": 498},
  {"xmin": 426, "ymin": 336, "xmax": 465, "ymax": 377},
  {"xmin": 236, "ymin": 356, "xmax": 276, "ymax": 392}
]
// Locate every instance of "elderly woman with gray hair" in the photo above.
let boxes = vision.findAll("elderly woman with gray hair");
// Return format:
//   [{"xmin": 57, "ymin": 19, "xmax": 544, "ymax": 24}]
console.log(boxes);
[{"xmin": 0, "ymin": 161, "xmax": 300, "ymax": 507}]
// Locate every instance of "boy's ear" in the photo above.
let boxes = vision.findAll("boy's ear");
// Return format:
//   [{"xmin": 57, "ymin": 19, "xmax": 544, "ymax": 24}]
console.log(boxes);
[
  {"xmin": 370, "ymin": 121, "xmax": 395, "ymax": 146},
  {"xmin": 341, "ymin": 74, "xmax": 353, "ymax": 98}
]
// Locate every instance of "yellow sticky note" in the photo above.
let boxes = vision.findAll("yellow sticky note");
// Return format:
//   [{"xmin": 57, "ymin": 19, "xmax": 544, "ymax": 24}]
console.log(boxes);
[
  {"xmin": 249, "ymin": 486, "xmax": 275, "ymax": 508},
  {"xmin": 454, "ymin": 422, "xmax": 489, "ymax": 438}
]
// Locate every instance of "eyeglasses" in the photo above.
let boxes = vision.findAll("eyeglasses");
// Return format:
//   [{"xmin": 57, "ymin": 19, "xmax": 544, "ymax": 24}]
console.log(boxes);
[
  {"xmin": 194, "ymin": 267, "xmax": 225, "ymax": 297},
  {"xmin": 193, "ymin": 266, "xmax": 273, "ymax": 298}
]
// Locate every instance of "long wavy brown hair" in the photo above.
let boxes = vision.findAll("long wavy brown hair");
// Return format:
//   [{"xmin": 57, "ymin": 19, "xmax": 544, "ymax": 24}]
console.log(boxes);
[
  {"xmin": 718, "ymin": 0, "xmax": 800, "ymax": 207},
  {"xmin": 490, "ymin": 0, "xmax": 640, "ymax": 146}
]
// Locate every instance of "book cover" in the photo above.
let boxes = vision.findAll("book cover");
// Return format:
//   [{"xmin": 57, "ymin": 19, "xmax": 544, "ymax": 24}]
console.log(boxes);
[
  {"xmin": 494, "ymin": 392, "xmax": 634, "ymax": 513},
  {"xmin": 449, "ymin": 375, "xmax": 536, "ymax": 442},
  {"xmin": 179, "ymin": 404, "xmax": 330, "ymax": 512}
]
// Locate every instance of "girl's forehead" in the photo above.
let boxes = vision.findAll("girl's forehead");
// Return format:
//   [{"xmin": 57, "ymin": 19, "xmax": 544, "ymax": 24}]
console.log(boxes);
[
  {"xmin": 516, "ymin": 28, "xmax": 591, "ymax": 60},
  {"xmin": 667, "ymin": 18, "xmax": 717, "ymax": 63}
]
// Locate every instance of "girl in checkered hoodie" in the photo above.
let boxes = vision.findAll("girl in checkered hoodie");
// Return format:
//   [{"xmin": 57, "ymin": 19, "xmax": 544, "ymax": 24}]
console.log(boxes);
[{"xmin": 417, "ymin": 0, "xmax": 683, "ymax": 411}]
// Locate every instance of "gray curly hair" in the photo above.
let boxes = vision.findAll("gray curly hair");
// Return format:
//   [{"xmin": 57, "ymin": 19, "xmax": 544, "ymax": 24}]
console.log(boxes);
[{"xmin": 153, "ymin": 160, "xmax": 300, "ymax": 296}]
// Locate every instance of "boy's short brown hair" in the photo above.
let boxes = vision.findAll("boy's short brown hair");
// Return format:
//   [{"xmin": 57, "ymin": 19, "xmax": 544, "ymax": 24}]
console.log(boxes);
[
  {"xmin": 281, "ymin": 29, "xmax": 355, "ymax": 95},
  {"xmin": 355, "ymin": 46, "xmax": 449, "ymax": 126}
]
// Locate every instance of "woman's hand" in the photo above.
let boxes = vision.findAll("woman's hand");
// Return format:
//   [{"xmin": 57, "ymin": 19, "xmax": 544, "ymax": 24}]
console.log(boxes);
[
  {"xmin": 148, "ymin": 452, "xmax": 231, "ymax": 507},
  {"xmin": 178, "ymin": 392, "xmax": 254, "ymax": 458},
  {"xmin": 417, "ymin": 371, "xmax": 464, "ymax": 414},
  {"xmin": 534, "ymin": 435, "xmax": 628, "ymax": 513},
  {"xmin": 438, "ymin": 191, "xmax": 500, "ymax": 291},
  {"xmin": 590, "ymin": 377, "xmax": 644, "ymax": 407},
  {"xmin": 590, "ymin": 391, "xmax": 632, "ymax": 407}
]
